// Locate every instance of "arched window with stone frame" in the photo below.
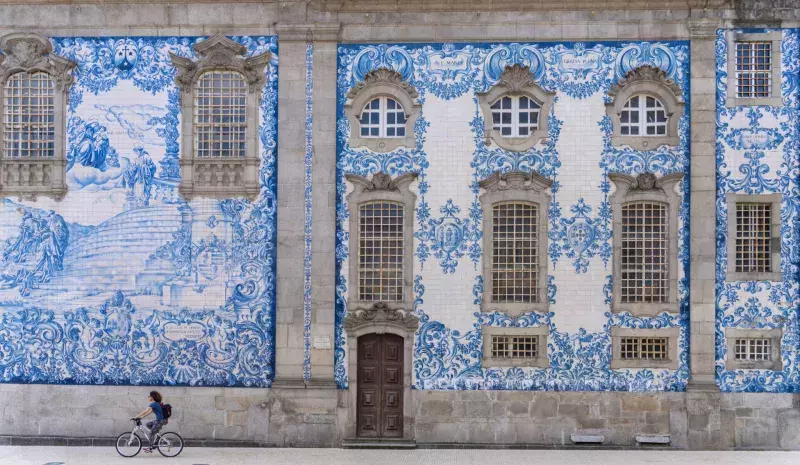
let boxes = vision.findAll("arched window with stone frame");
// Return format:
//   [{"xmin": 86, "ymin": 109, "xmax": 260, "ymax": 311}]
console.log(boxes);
[
  {"xmin": 0, "ymin": 33, "xmax": 75, "ymax": 201},
  {"xmin": 608, "ymin": 171, "xmax": 683, "ymax": 317},
  {"xmin": 477, "ymin": 64, "xmax": 556, "ymax": 153},
  {"xmin": 344, "ymin": 68, "xmax": 421, "ymax": 153},
  {"xmin": 606, "ymin": 65, "xmax": 685, "ymax": 152},
  {"xmin": 170, "ymin": 33, "xmax": 270, "ymax": 200}
]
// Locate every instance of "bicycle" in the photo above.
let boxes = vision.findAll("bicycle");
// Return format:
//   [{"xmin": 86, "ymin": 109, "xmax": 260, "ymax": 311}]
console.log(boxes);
[{"xmin": 115, "ymin": 418, "xmax": 184, "ymax": 458}]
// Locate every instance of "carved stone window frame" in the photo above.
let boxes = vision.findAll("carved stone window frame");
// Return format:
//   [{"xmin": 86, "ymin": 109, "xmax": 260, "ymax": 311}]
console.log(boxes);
[
  {"xmin": 479, "ymin": 170, "xmax": 552, "ymax": 317},
  {"xmin": 344, "ymin": 68, "xmax": 420, "ymax": 153},
  {"xmin": 481, "ymin": 325, "xmax": 549, "ymax": 368},
  {"xmin": 724, "ymin": 327, "xmax": 783, "ymax": 371},
  {"xmin": 343, "ymin": 302, "xmax": 419, "ymax": 441},
  {"xmin": 606, "ymin": 65, "xmax": 685, "ymax": 152},
  {"xmin": 725, "ymin": 193, "xmax": 782, "ymax": 282},
  {"xmin": 725, "ymin": 31, "xmax": 783, "ymax": 108},
  {"xmin": 345, "ymin": 172, "xmax": 417, "ymax": 307},
  {"xmin": 610, "ymin": 327, "xmax": 680, "ymax": 370},
  {"xmin": 478, "ymin": 64, "xmax": 555, "ymax": 153},
  {"xmin": 169, "ymin": 33, "xmax": 270, "ymax": 200},
  {"xmin": 0, "ymin": 33, "xmax": 75, "ymax": 201},
  {"xmin": 608, "ymin": 172, "xmax": 683, "ymax": 317}
]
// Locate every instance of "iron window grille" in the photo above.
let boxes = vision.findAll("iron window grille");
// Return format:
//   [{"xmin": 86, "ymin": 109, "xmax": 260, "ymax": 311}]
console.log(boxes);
[
  {"xmin": 491, "ymin": 335, "xmax": 539, "ymax": 360},
  {"xmin": 735, "ymin": 41, "xmax": 772, "ymax": 99},
  {"xmin": 619, "ymin": 336, "xmax": 669, "ymax": 360},
  {"xmin": 492, "ymin": 201, "xmax": 539, "ymax": 303},
  {"xmin": 735, "ymin": 202, "xmax": 772, "ymax": 273},
  {"xmin": 734, "ymin": 338, "xmax": 772, "ymax": 362},
  {"xmin": 3, "ymin": 71, "xmax": 55, "ymax": 158},
  {"xmin": 620, "ymin": 201, "xmax": 668, "ymax": 303},
  {"xmin": 358, "ymin": 201, "xmax": 405, "ymax": 302},
  {"xmin": 194, "ymin": 70, "xmax": 247, "ymax": 158}
]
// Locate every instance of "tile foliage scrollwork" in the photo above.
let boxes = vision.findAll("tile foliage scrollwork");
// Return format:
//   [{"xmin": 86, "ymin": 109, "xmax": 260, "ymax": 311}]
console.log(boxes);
[
  {"xmin": 336, "ymin": 40, "xmax": 690, "ymax": 391},
  {"xmin": 0, "ymin": 36, "xmax": 279, "ymax": 387},
  {"xmin": 715, "ymin": 28, "xmax": 800, "ymax": 392}
]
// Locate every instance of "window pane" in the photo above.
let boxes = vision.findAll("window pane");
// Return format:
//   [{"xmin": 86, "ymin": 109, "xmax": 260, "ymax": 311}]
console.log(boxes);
[
  {"xmin": 194, "ymin": 70, "xmax": 247, "ymax": 158},
  {"xmin": 492, "ymin": 202, "xmax": 538, "ymax": 303},
  {"xmin": 359, "ymin": 201, "xmax": 405, "ymax": 302},
  {"xmin": 4, "ymin": 72, "xmax": 56, "ymax": 158}
]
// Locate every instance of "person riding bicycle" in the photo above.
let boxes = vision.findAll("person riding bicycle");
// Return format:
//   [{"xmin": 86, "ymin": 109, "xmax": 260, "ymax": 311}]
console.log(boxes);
[{"xmin": 131, "ymin": 391, "xmax": 168, "ymax": 453}]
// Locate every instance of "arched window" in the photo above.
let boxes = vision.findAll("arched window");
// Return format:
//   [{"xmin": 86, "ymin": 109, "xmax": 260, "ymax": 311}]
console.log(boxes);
[
  {"xmin": 620, "ymin": 200, "xmax": 668, "ymax": 303},
  {"xmin": 4, "ymin": 71, "xmax": 56, "ymax": 158},
  {"xmin": 619, "ymin": 95, "xmax": 668, "ymax": 137},
  {"xmin": 194, "ymin": 70, "xmax": 247, "ymax": 158},
  {"xmin": 359, "ymin": 97, "xmax": 407, "ymax": 138},
  {"xmin": 491, "ymin": 201, "xmax": 540, "ymax": 303},
  {"xmin": 358, "ymin": 200, "xmax": 405, "ymax": 302},
  {"xmin": 490, "ymin": 95, "xmax": 541, "ymax": 138},
  {"xmin": 606, "ymin": 66, "xmax": 685, "ymax": 151}
]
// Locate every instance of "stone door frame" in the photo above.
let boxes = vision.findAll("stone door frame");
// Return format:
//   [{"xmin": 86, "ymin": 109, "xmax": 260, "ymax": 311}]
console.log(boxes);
[{"xmin": 342, "ymin": 302, "xmax": 418, "ymax": 441}]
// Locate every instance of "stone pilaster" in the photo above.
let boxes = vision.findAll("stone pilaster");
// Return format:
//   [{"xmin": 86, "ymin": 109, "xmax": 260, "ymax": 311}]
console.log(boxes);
[
  {"xmin": 687, "ymin": 17, "xmax": 722, "ymax": 394},
  {"xmin": 272, "ymin": 27, "xmax": 309, "ymax": 387}
]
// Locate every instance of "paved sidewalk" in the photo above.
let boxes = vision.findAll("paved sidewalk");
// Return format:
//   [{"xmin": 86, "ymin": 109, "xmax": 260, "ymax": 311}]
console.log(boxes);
[{"xmin": 1, "ymin": 447, "xmax": 800, "ymax": 465}]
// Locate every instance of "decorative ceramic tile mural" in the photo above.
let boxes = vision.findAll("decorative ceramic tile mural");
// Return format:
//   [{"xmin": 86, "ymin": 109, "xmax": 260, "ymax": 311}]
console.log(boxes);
[
  {"xmin": 335, "ymin": 41, "xmax": 692, "ymax": 391},
  {"xmin": 715, "ymin": 29, "xmax": 800, "ymax": 392},
  {"xmin": 0, "ymin": 36, "xmax": 279, "ymax": 386}
]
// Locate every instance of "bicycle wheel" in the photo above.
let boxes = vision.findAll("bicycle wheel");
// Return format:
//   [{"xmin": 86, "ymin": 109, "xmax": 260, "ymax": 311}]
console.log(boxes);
[
  {"xmin": 115, "ymin": 432, "xmax": 142, "ymax": 457},
  {"xmin": 157, "ymin": 431, "xmax": 184, "ymax": 457}
]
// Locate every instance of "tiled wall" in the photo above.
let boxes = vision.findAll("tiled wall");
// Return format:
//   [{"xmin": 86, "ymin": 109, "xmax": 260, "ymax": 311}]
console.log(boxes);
[
  {"xmin": 715, "ymin": 29, "xmax": 800, "ymax": 392},
  {"xmin": 335, "ymin": 41, "xmax": 692, "ymax": 391},
  {"xmin": 0, "ymin": 36, "xmax": 279, "ymax": 387}
]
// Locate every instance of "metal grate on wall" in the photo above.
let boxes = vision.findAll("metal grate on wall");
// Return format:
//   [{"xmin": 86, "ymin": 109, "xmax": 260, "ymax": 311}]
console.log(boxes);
[
  {"xmin": 492, "ymin": 201, "xmax": 539, "ymax": 303},
  {"xmin": 3, "ymin": 71, "xmax": 55, "ymax": 158},
  {"xmin": 358, "ymin": 201, "xmax": 404, "ymax": 302},
  {"xmin": 194, "ymin": 70, "xmax": 247, "ymax": 158}
]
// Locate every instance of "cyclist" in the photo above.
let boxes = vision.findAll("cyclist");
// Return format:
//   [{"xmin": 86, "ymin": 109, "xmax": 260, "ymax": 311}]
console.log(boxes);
[{"xmin": 131, "ymin": 391, "xmax": 168, "ymax": 453}]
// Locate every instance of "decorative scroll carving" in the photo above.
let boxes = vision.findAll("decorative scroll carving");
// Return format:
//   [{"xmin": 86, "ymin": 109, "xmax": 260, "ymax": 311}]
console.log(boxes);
[
  {"xmin": 497, "ymin": 64, "xmax": 537, "ymax": 94},
  {"xmin": 608, "ymin": 65, "xmax": 683, "ymax": 103},
  {"xmin": 478, "ymin": 170, "xmax": 554, "ymax": 194},
  {"xmin": 343, "ymin": 302, "xmax": 420, "ymax": 333},
  {"xmin": 345, "ymin": 171, "xmax": 418, "ymax": 194},
  {"xmin": 170, "ymin": 33, "xmax": 270, "ymax": 200},
  {"xmin": 346, "ymin": 68, "xmax": 419, "ymax": 100},
  {"xmin": 0, "ymin": 33, "xmax": 75, "ymax": 202}
]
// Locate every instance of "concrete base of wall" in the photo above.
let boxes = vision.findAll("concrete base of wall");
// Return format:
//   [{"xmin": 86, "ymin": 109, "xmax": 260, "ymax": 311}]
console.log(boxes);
[{"xmin": 4, "ymin": 384, "xmax": 800, "ymax": 450}]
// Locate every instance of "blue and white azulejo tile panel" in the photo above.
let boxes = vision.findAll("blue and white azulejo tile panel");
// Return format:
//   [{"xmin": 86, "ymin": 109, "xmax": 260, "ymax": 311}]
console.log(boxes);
[
  {"xmin": 715, "ymin": 29, "xmax": 800, "ymax": 392},
  {"xmin": 0, "ymin": 36, "xmax": 279, "ymax": 387},
  {"xmin": 334, "ymin": 41, "xmax": 691, "ymax": 391}
]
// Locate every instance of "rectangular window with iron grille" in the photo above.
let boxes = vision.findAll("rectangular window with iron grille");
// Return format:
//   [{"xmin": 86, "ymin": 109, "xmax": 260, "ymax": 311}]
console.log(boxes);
[
  {"xmin": 492, "ymin": 202, "xmax": 539, "ymax": 303},
  {"xmin": 734, "ymin": 338, "xmax": 772, "ymax": 362},
  {"xmin": 491, "ymin": 335, "xmax": 538, "ymax": 360},
  {"xmin": 194, "ymin": 70, "xmax": 248, "ymax": 158},
  {"xmin": 358, "ymin": 201, "xmax": 404, "ymax": 302},
  {"xmin": 735, "ymin": 41, "xmax": 772, "ymax": 99},
  {"xmin": 620, "ymin": 201, "xmax": 668, "ymax": 304},
  {"xmin": 619, "ymin": 336, "xmax": 669, "ymax": 361},
  {"xmin": 735, "ymin": 202, "xmax": 772, "ymax": 273},
  {"xmin": 3, "ymin": 72, "xmax": 55, "ymax": 158}
]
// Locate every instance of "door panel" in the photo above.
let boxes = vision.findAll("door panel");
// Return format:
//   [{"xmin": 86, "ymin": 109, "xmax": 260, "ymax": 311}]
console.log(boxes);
[{"xmin": 357, "ymin": 333, "xmax": 404, "ymax": 438}]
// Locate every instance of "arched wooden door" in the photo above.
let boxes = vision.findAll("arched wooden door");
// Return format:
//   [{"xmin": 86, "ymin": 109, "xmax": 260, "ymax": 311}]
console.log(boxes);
[{"xmin": 356, "ymin": 333, "xmax": 404, "ymax": 438}]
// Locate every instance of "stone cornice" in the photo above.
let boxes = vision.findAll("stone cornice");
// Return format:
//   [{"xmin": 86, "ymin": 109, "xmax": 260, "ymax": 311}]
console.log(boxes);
[{"xmin": 275, "ymin": 23, "xmax": 341, "ymax": 42}]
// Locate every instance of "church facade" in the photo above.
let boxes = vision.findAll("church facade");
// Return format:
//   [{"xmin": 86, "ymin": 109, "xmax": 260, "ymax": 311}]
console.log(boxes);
[{"xmin": 0, "ymin": 0, "xmax": 798, "ymax": 450}]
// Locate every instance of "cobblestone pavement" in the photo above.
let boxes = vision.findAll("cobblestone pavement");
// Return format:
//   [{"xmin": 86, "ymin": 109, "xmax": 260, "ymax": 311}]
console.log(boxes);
[{"xmin": 1, "ymin": 447, "xmax": 800, "ymax": 465}]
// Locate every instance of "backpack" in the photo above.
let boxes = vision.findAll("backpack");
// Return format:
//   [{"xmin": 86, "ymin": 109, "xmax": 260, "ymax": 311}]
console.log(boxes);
[{"xmin": 160, "ymin": 402, "xmax": 172, "ymax": 420}]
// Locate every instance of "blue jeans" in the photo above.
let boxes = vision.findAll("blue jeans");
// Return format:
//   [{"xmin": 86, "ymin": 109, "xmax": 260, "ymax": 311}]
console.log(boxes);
[{"xmin": 146, "ymin": 419, "xmax": 167, "ymax": 448}]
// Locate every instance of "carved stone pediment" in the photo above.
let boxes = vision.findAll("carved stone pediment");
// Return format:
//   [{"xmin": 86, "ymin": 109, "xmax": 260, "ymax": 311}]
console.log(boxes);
[
  {"xmin": 170, "ymin": 33, "xmax": 270, "ymax": 93},
  {"xmin": 478, "ymin": 170, "xmax": 553, "ymax": 194},
  {"xmin": 497, "ymin": 64, "xmax": 537, "ymax": 94},
  {"xmin": 343, "ymin": 302, "xmax": 419, "ymax": 333},
  {"xmin": 345, "ymin": 171, "xmax": 418, "ymax": 194},
  {"xmin": 608, "ymin": 171, "xmax": 684, "ymax": 194},
  {"xmin": 0, "ymin": 33, "xmax": 76, "ymax": 91},
  {"xmin": 346, "ymin": 67, "xmax": 419, "ymax": 100},
  {"xmin": 608, "ymin": 65, "xmax": 683, "ymax": 104}
]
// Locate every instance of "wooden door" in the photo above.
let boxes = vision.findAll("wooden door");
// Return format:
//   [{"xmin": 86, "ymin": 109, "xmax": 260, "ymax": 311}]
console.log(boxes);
[{"xmin": 357, "ymin": 333, "xmax": 404, "ymax": 438}]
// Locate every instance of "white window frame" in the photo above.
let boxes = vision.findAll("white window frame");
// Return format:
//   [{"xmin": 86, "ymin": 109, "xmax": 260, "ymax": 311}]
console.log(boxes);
[
  {"xmin": 619, "ymin": 94, "xmax": 669, "ymax": 138},
  {"xmin": 345, "ymin": 68, "xmax": 420, "ymax": 153},
  {"xmin": 725, "ymin": 31, "xmax": 783, "ymax": 107},
  {"xmin": 359, "ymin": 96, "xmax": 407, "ymax": 139},
  {"xmin": 489, "ymin": 95, "xmax": 542, "ymax": 139}
]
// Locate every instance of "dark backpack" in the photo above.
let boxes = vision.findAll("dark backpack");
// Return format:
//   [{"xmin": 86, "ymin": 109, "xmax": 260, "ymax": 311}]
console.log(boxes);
[{"xmin": 160, "ymin": 402, "xmax": 172, "ymax": 420}]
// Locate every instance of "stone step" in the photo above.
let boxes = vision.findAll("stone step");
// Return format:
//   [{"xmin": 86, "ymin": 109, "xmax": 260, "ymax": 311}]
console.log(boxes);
[{"xmin": 341, "ymin": 438, "xmax": 416, "ymax": 449}]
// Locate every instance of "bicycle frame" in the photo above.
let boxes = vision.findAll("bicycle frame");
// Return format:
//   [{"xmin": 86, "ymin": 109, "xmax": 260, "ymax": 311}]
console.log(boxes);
[{"xmin": 128, "ymin": 419, "xmax": 162, "ymax": 447}]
